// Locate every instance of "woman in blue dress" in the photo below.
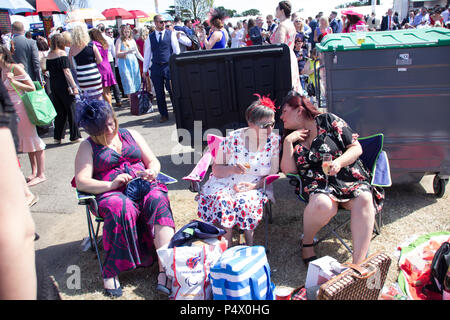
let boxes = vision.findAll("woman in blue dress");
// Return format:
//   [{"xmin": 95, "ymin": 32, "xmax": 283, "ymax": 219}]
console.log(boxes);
[
  {"xmin": 202, "ymin": 9, "xmax": 228, "ymax": 49},
  {"xmin": 115, "ymin": 25, "xmax": 144, "ymax": 99}
]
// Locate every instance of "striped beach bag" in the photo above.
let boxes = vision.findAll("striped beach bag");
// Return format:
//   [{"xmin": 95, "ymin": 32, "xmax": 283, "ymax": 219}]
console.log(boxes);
[{"xmin": 210, "ymin": 246, "xmax": 275, "ymax": 300}]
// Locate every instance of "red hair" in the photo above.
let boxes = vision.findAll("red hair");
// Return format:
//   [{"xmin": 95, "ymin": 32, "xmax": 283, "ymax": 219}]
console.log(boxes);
[{"xmin": 281, "ymin": 90, "xmax": 322, "ymax": 120}]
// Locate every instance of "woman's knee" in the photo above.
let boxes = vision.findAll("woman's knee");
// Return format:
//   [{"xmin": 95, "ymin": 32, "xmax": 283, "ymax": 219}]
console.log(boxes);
[{"xmin": 305, "ymin": 194, "xmax": 337, "ymax": 217}]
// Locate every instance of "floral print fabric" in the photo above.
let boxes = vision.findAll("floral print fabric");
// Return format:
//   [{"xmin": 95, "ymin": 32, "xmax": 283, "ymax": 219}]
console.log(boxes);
[
  {"xmin": 293, "ymin": 113, "xmax": 384, "ymax": 213},
  {"xmin": 197, "ymin": 128, "xmax": 280, "ymax": 230}
]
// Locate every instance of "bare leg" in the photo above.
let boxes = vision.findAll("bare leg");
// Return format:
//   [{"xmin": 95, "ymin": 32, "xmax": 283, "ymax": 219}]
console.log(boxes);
[
  {"xmin": 102, "ymin": 87, "xmax": 112, "ymax": 106},
  {"xmin": 244, "ymin": 230, "xmax": 254, "ymax": 246},
  {"xmin": 27, "ymin": 150, "xmax": 46, "ymax": 187},
  {"xmin": 26, "ymin": 152, "xmax": 37, "ymax": 182},
  {"xmin": 223, "ymin": 227, "xmax": 233, "ymax": 248},
  {"xmin": 154, "ymin": 225, "xmax": 175, "ymax": 287},
  {"xmin": 302, "ymin": 193, "xmax": 338, "ymax": 260},
  {"xmin": 348, "ymin": 192, "xmax": 375, "ymax": 264}
]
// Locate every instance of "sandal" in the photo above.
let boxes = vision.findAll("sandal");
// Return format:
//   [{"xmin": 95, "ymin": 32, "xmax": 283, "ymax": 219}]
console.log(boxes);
[
  {"xmin": 156, "ymin": 272, "xmax": 171, "ymax": 296},
  {"xmin": 103, "ymin": 277, "xmax": 122, "ymax": 298},
  {"xmin": 301, "ymin": 242, "xmax": 318, "ymax": 266}
]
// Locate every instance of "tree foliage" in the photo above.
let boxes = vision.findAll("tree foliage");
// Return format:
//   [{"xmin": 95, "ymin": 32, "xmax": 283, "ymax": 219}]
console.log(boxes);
[
  {"xmin": 241, "ymin": 9, "xmax": 261, "ymax": 17},
  {"xmin": 174, "ymin": 0, "xmax": 215, "ymax": 21}
]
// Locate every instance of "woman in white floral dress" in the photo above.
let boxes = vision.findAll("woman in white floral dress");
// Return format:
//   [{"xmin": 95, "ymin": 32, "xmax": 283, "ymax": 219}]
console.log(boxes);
[{"xmin": 197, "ymin": 96, "xmax": 280, "ymax": 247}]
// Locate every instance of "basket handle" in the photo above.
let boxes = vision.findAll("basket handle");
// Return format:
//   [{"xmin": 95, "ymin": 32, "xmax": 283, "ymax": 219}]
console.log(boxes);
[{"xmin": 342, "ymin": 263, "xmax": 376, "ymax": 280}]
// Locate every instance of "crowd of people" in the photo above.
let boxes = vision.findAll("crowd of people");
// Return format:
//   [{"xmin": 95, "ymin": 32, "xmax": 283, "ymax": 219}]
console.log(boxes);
[{"xmin": 0, "ymin": 0, "xmax": 447, "ymax": 300}]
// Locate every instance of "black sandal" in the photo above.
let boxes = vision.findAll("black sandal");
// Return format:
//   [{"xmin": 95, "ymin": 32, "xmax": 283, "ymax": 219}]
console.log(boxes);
[
  {"xmin": 156, "ymin": 272, "xmax": 171, "ymax": 296},
  {"xmin": 301, "ymin": 242, "xmax": 318, "ymax": 266}
]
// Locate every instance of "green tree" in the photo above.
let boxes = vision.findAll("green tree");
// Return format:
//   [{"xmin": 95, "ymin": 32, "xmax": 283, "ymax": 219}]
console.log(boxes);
[{"xmin": 241, "ymin": 9, "xmax": 261, "ymax": 17}]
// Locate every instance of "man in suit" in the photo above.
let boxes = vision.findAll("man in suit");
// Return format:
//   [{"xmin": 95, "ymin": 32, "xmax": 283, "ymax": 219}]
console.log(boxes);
[
  {"xmin": 11, "ymin": 22, "xmax": 42, "ymax": 84},
  {"xmin": 143, "ymin": 15, "xmax": 180, "ymax": 123},
  {"xmin": 381, "ymin": 9, "xmax": 400, "ymax": 31},
  {"xmin": 329, "ymin": 11, "xmax": 342, "ymax": 34}
]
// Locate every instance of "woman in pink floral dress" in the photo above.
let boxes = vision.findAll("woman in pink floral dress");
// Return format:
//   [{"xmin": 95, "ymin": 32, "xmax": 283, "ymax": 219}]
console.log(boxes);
[{"xmin": 197, "ymin": 96, "xmax": 280, "ymax": 247}]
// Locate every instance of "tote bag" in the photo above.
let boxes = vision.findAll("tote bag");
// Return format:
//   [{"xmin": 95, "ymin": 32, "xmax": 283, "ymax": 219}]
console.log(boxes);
[{"xmin": 11, "ymin": 80, "xmax": 56, "ymax": 126}]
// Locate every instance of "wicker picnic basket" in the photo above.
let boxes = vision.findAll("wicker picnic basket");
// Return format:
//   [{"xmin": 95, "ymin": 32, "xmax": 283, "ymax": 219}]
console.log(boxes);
[{"xmin": 317, "ymin": 251, "xmax": 391, "ymax": 300}]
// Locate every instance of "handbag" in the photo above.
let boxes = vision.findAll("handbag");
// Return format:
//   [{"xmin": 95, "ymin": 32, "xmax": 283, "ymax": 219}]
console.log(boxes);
[
  {"xmin": 138, "ymin": 77, "xmax": 153, "ymax": 115},
  {"xmin": 11, "ymin": 78, "xmax": 56, "ymax": 126},
  {"xmin": 210, "ymin": 246, "xmax": 275, "ymax": 300},
  {"xmin": 317, "ymin": 251, "xmax": 391, "ymax": 300}
]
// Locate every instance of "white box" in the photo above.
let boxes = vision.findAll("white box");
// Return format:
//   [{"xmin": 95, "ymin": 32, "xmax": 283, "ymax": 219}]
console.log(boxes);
[{"xmin": 305, "ymin": 256, "xmax": 347, "ymax": 289}]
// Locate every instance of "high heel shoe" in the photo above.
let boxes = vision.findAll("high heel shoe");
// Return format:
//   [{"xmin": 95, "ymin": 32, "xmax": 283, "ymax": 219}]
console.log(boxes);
[
  {"xmin": 156, "ymin": 272, "xmax": 171, "ymax": 296},
  {"xmin": 301, "ymin": 242, "xmax": 318, "ymax": 266},
  {"xmin": 104, "ymin": 277, "xmax": 122, "ymax": 298}
]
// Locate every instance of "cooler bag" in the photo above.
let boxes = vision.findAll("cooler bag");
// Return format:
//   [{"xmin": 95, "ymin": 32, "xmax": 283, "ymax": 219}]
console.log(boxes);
[{"xmin": 210, "ymin": 245, "xmax": 275, "ymax": 300}]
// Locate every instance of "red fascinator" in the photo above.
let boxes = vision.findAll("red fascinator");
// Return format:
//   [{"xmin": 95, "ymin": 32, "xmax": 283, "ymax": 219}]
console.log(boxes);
[{"xmin": 254, "ymin": 93, "xmax": 277, "ymax": 111}]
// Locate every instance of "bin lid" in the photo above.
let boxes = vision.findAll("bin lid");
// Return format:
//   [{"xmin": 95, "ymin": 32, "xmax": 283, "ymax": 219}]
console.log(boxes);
[{"xmin": 317, "ymin": 28, "xmax": 450, "ymax": 52}]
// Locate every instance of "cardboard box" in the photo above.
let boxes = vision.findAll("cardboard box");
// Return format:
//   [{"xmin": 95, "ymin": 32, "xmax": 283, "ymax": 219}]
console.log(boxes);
[{"xmin": 305, "ymin": 256, "xmax": 347, "ymax": 289}]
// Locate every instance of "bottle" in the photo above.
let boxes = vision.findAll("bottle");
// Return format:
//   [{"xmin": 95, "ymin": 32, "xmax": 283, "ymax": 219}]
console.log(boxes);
[{"xmin": 443, "ymin": 265, "xmax": 450, "ymax": 300}]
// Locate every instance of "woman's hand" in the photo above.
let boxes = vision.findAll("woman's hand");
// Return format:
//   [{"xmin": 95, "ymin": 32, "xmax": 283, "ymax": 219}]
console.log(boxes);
[
  {"xmin": 233, "ymin": 182, "xmax": 257, "ymax": 193},
  {"xmin": 110, "ymin": 173, "xmax": 133, "ymax": 190},
  {"xmin": 5, "ymin": 72, "xmax": 14, "ymax": 81},
  {"xmin": 285, "ymin": 129, "xmax": 310, "ymax": 144},
  {"xmin": 233, "ymin": 163, "xmax": 248, "ymax": 175},
  {"xmin": 137, "ymin": 168, "xmax": 157, "ymax": 181},
  {"xmin": 328, "ymin": 159, "xmax": 342, "ymax": 176}
]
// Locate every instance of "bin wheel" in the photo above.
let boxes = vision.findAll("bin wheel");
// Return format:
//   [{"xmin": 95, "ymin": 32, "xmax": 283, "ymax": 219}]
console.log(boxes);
[{"xmin": 433, "ymin": 175, "xmax": 448, "ymax": 198}]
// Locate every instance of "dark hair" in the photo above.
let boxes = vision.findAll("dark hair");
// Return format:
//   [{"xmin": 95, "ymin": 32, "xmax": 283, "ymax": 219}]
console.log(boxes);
[
  {"xmin": 210, "ymin": 7, "xmax": 226, "ymax": 29},
  {"xmin": 247, "ymin": 19, "xmax": 256, "ymax": 30},
  {"xmin": 36, "ymin": 37, "xmax": 49, "ymax": 51},
  {"xmin": 97, "ymin": 23, "xmax": 105, "ymax": 32},
  {"xmin": 0, "ymin": 45, "xmax": 15, "ymax": 64},
  {"xmin": 50, "ymin": 33, "xmax": 65, "ymax": 51},
  {"xmin": 278, "ymin": 1, "xmax": 292, "ymax": 18},
  {"xmin": 89, "ymin": 28, "xmax": 108, "ymax": 50}
]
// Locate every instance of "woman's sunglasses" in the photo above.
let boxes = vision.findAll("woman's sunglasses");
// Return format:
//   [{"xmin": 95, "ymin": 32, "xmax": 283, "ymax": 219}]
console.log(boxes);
[{"xmin": 257, "ymin": 121, "xmax": 275, "ymax": 129}]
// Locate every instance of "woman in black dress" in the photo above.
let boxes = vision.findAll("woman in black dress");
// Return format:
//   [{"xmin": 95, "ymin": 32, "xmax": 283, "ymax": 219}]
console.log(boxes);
[
  {"xmin": 280, "ymin": 91, "xmax": 384, "ymax": 264},
  {"xmin": 45, "ymin": 34, "xmax": 81, "ymax": 144}
]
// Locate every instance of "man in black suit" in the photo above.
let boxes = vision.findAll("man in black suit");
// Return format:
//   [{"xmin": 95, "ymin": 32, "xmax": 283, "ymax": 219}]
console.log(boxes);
[
  {"xmin": 380, "ymin": 9, "xmax": 399, "ymax": 31},
  {"xmin": 11, "ymin": 22, "xmax": 42, "ymax": 84}
]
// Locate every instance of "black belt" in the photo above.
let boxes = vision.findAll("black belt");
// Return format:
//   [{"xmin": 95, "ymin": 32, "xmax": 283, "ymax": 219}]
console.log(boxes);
[{"xmin": 153, "ymin": 62, "xmax": 169, "ymax": 66}]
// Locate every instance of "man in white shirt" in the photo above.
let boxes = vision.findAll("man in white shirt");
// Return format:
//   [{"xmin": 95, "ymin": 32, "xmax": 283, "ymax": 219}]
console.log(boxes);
[
  {"xmin": 97, "ymin": 23, "xmax": 122, "ymax": 106},
  {"xmin": 143, "ymin": 15, "xmax": 180, "ymax": 123}
]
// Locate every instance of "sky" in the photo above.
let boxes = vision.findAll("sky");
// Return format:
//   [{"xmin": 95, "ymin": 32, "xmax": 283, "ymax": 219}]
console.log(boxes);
[{"xmin": 85, "ymin": 0, "xmax": 375, "ymax": 18}]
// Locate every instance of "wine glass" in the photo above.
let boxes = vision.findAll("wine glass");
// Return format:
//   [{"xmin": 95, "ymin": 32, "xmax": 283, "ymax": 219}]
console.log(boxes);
[{"xmin": 322, "ymin": 153, "xmax": 332, "ymax": 193}]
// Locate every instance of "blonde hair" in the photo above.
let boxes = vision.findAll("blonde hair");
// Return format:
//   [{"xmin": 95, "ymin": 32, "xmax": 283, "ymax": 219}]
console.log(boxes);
[
  {"xmin": 62, "ymin": 31, "xmax": 72, "ymax": 47},
  {"xmin": 120, "ymin": 25, "xmax": 132, "ymax": 43},
  {"xmin": 71, "ymin": 24, "xmax": 90, "ymax": 48},
  {"xmin": 139, "ymin": 27, "xmax": 149, "ymax": 41}
]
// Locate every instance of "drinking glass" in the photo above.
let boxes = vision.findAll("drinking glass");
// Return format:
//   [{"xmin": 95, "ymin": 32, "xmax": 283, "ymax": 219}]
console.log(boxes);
[{"xmin": 322, "ymin": 153, "xmax": 332, "ymax": 192}]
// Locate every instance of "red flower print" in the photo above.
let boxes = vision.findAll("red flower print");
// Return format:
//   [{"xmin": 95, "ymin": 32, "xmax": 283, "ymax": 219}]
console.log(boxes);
[
  {"xmin": 351, "ymin": 168, "xmax": 365, "ymax": 181},
  {"xmin": 332, "ymin": 120, "xmax": 343, "ymax": 135}
]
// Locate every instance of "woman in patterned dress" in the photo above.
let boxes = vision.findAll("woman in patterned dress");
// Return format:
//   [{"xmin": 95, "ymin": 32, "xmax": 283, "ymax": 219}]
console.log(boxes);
[
  {"xmin": 74, "ymin": 98, "xmax": 175, "ymax": 298},
  {"xmin": 280, "ymin": 91, "xmax": 384, "ymax": 264},
  {"xmin": 197, "ymin": 95, "xmax": 280, "ymax": 247}
]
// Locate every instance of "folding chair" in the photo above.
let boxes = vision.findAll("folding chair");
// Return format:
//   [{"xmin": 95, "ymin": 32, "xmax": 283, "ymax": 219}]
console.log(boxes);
[
  {"xmin": 72, "ymin": 172, "xmax": 178, "ymax": 276},
  {"xmin": 183, "ymin": 134, "xmax": 280, "ymax": 251},
  {"xmin": 287, "ymin": 133, "xmax": 392, "ymax": 254}
]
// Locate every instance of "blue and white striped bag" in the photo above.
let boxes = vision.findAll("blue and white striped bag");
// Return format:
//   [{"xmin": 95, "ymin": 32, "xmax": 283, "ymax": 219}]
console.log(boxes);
[{"xmin": 210, "ymin": 246, "xmax": 275, "ymax": 300}]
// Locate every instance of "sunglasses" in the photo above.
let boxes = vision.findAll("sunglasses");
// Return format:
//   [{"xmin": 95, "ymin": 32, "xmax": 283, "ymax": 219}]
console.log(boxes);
[
  {"xmin": 165, "ymin": 24, "xmax": 172, "ymax": 28},
  {"xmin": 256, "ymin": 121, "xmax": 275, "ymax": 129},
  {"xmin": 155, "ymin": 20, "xmax": 164, "ymax": 24}
]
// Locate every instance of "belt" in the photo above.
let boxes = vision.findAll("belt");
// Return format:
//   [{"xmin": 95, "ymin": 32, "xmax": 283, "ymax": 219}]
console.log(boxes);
[{"xmin": 153, "ymin": 62, "xmax": 169, "ymax": 66}]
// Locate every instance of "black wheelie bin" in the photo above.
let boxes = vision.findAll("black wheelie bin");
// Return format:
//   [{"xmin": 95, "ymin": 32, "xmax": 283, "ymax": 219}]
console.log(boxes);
[
  {"xmin": 316, "ymin": 28, "xmax": 450, "ymax": 197},
  {"xmin": 169, "ymin": 44, "xmax": 292, "ymax": 148}
]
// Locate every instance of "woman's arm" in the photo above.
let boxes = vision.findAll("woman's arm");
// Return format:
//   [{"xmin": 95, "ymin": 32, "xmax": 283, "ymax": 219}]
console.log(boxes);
[
  {"xmin": 74, "ymin": 140, "xmax": 130, "ymax": 194},
  {"xmin": 132, "ymin": 40, "xmax": 144, "ymax": 62},
  {"xmin": 0, "ymin": 128, "xmax": 36, "ymax": 299},
  {"xmin": 329, "ymin": 141, "xmax": 362, "ymax": 176},
  {"xmin": 211, "ymin": 138, "xmax": 246, "ymax": 178},
  {"xmin": 115, "ymin": 39, "xmax": 128, "ymax": 59},
  {"xmin": 204, "ymin": 31, "xmax": 221, "ymax": 49},
  {"xmin": 92, "ymin": 44, "xmax": 103, "ymax": 64},
  {"xmin": 280, "ymin": 130, "xmax": 309, "ymax": 174},
  {"xmin": 8, "ymin": 65, "xmax": 35, "ymax": 92},
  {"xmin": 62, "ymin": 68, "xmax": 79, "ymax": 95}
]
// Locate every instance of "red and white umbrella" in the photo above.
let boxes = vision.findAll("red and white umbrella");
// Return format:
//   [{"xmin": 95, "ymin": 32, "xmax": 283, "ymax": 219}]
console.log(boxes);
[
  {"xmin": 101, "ymin": 8, "xmax": 133, "ymax": 20},
  {"xmin": 128, "ymin": 10, "xmax": 150, "ymax": 19}
]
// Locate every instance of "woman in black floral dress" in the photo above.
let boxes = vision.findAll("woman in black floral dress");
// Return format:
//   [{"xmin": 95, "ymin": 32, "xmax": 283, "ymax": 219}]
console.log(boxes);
[{"xmin": 280, "ymin": 91, "xmax": 384, "ymax": 264}]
